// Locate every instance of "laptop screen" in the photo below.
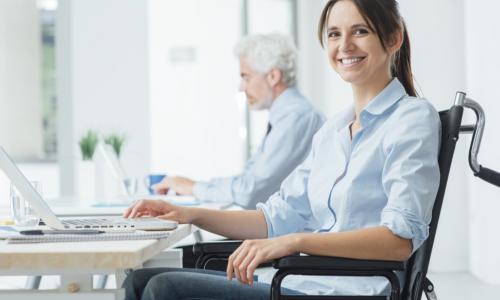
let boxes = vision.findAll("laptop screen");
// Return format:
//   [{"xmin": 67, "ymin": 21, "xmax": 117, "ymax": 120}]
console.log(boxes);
[{"xmin": 0, "ymin": 146, "xmax": 63, "ymax": 229}]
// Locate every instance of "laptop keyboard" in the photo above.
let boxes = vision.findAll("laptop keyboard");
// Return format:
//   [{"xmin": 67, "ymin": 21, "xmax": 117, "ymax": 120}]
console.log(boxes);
[{"xmin": 62, "ymin": 218, "xmax": 135, "ymax": 229}]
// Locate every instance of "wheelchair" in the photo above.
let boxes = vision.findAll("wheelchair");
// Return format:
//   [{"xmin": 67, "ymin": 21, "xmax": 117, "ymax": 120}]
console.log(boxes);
[{"xmin": 193, "ymin": 91, "xmax": 500, "ymax": 300}]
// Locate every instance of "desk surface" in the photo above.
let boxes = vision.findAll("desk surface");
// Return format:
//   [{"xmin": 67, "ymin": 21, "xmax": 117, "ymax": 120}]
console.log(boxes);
[{"xmin": 0, "ymin": 224, "xmax": 195, "ymax": 271}]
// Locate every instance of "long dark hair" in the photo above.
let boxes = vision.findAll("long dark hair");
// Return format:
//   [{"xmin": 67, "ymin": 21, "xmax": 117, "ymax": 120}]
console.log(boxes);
[{"xmin": 317, "ymin": 0, "xmax": 417, "ymax": 97}]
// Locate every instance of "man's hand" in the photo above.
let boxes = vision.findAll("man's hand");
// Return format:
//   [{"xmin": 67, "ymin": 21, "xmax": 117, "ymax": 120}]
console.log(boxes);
[
  {"xmin": 226, "ymin": 235, "xmax": 298, "ymax": 285},
  {"xmin": 153, "ymin": 176, "xmax": 195, "ymax": 195},
  {"xmin": 122, "ymin": 199, "xmax": 195, "ymax": 224}
]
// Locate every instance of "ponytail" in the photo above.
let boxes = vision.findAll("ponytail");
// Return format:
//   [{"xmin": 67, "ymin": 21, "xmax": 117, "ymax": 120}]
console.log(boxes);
[{"xmin": 392, "ymin": 22, "xmax": 417, "ymax": 97}]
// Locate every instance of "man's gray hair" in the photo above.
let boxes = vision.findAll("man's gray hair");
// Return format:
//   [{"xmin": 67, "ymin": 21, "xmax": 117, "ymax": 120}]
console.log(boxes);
[{"xmin": 235, "ymin": 33, "xmax": 297, "ymax": 87}]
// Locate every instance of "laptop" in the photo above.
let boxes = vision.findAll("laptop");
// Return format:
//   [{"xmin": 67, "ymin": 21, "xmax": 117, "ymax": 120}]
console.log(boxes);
[
  {"xmin": 94, "ymin": 143, "xmax": 130, "ymax": 196},
  {"xmin": 0, "ymin": 146, "xmax": 177, "ymax": 231}
]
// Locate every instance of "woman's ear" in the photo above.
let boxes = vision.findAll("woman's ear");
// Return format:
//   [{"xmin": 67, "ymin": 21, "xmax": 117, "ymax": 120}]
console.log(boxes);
[
  {"xmin": 266, "ymin": 68, "xmax": 282, "ymax": 87},
  {"xmin": 388, "ymin": 30, "xmax": 404, "ymax": 55}
]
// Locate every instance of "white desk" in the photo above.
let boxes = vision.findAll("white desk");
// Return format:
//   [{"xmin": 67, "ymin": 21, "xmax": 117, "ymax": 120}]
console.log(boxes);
[{"xmin": 0, "ymin": 224, "xmax": 196, "ymax": 300}]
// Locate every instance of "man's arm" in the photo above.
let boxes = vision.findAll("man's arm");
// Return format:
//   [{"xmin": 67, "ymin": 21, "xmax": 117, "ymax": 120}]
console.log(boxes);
[{"xmin": 194, "ymin": 112, "xmax": 323, "ymax": 208}]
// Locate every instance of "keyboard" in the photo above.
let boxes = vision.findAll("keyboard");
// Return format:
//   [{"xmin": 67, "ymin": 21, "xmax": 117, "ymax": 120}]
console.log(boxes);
[{"xmin": 61, "ymin": 218, "xmax": 135, "ymax": 229}]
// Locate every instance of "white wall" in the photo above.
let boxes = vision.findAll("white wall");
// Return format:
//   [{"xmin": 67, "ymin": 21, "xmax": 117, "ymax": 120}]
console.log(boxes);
[
  {"xmin": 0, "ymin": 0, "xmax": 43, "ymax": 160},
  {"xmin": 148, "ymin": 0, "xmax": 244, "ymax": 180},
  {"xmin": 465, "ymin": 0, "xmax": 500, "ymax": 284},
  {"xmin": 57, "ymin": 0, "xmax": 150, "ymax": 195}
]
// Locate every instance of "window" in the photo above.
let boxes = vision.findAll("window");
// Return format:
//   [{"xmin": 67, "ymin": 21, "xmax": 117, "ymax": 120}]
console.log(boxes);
[{"xmin": 39, "ymin": 0, "xmax": 58, "ymax": 159}]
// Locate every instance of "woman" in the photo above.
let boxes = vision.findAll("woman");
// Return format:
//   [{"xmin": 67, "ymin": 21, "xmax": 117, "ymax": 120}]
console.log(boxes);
[{"xmin": 123, "ymin": 0, "xmax": 441, "ymax": 298}]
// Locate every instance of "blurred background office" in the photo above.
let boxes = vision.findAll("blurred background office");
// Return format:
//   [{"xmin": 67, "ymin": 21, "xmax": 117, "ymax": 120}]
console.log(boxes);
[{"xmin": 0, "ymin": 0, "xmax": 499, "ymax": 297}]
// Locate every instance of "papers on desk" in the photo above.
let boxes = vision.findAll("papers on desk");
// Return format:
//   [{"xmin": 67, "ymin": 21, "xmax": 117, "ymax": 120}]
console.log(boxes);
[{"xmin": 0, "ymin": 228, "xmax": 170, "ymax": 244}]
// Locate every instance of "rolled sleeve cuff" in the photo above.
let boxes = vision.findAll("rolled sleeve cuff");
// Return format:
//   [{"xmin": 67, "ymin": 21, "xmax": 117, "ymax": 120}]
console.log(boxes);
[
  {"xmin": 381, "ymin": 209, "xmax": 429, "ymax": 254},
  {"xmin": 192, "ymin": 182, "xmax": 211, "ymax": 202},
  {"xmin": 256, "ymin": 202, "xmax": 275, "ymax": 238}
]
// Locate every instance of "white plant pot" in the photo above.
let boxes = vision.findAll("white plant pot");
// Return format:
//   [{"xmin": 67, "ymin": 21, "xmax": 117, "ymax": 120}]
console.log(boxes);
[
  {"xmin": 76, "ymin": 160, "xmax": 96, "ymax": 206},
  {"xmin": 94, "ymin": 145, "xmax": 128, "ymax": 204}
]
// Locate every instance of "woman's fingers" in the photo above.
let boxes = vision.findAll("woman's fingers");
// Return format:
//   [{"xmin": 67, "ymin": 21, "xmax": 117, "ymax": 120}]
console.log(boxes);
[
  {"xmin": 232, "ymin": 247, "xmax": 248, "ymax": 284},
  {"xmin": 226, "ymin": 248, "xmax": 237, "ymax": 280},
  {"xmin": 124, "ymin": 200, "xmax": 166, "ymax": 218},
  {"xmin": 127, "ymin": 200, "xmax": 146, "ymax": 218},
  {"xmin": 239, "ymin": 248, "xmax": 257, "ymax": 284},
  {"xmin": 227, "ymin": 244, "xmax": 245, "ymax": 281},
  {"xmin": 227, "ymin": 240, "xmax": 273, "ymax": 285},
  {"xmin": 246, "ymin": 252, "xmax": 263, "ymax": 286},
  {"xmin": 122, "ymin": 205, "xmax": 132, "ymax": 218}
]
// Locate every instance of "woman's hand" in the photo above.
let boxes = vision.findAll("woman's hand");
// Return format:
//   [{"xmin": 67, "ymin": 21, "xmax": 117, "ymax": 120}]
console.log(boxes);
[
  {"xmin": 122, "ymin": 199, "xmax": 195, "ymax": 224},
  {"xmin": 226, "ymin": 235, "xmax": 299, "ymax": 285}
]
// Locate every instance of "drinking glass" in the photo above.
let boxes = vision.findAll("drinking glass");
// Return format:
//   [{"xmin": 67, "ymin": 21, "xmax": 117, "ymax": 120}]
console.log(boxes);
[{"xmin": 10, "ymin": 181, "xmax": 41, "ymax": 227}]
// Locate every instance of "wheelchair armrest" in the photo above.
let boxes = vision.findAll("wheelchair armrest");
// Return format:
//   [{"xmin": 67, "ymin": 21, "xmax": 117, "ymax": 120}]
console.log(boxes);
[
  {"xmin": 271, "ymin": 256, "xmax": 406, "ymax": 299},
  {"xmin": 273, "ymin": 255, "xmax": 405, "ymax": 272},
  {"xmin": 193, "ymin": 240, "xmax": 242, "ymax": 256},
  {"xmin": 193, "ymin": 240, "xmax": 242, "ymax": 269}
]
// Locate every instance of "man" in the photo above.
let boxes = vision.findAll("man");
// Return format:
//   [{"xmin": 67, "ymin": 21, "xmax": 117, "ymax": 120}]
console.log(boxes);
[{"xmin": 155, "ymin": 33, "xmax": 325, "ymax": 209}]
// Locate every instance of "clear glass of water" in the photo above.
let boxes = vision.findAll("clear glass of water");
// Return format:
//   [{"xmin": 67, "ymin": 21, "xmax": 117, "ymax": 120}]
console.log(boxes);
[
  {"xmin": 123, "ymin": 177, "xmax": 138, "ymax": 196},
  {"xmin": 10, "ymin": 181, "xmax": 41, "ymax": 227}
]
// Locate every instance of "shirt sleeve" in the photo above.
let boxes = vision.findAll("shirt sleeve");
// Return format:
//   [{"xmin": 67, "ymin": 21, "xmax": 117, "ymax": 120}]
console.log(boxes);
[
  {"xmin": 380, "ymin": 100, "xmax": 441, "ymax": 253},
  {"xmin": 256, "ymin": 129, "xmax": 322, "ymax": 238},
  {"xmin": 193, "ymin": 111, "xmax": 323, "ymax": 208}
]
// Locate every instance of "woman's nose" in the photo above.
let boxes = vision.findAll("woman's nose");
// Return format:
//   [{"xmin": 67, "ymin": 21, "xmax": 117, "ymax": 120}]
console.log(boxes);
[{"xmin": 339, "ymin": 35, "xmax": 355, "ymax": 53}]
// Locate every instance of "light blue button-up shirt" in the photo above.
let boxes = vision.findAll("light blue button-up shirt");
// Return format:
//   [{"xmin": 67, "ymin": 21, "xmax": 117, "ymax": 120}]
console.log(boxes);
[
  {"xmin": 257, "ymin": 79, "xmax": 441, "ymax": 295},
  {"xmin": 193, "ymin": 88, "xmax": 325, "ymax": 209}
]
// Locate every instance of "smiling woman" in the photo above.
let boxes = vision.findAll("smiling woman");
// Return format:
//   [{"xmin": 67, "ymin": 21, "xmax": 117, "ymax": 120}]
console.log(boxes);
[
  {"xmin": 318, "ymin": 0, "xmax": 416, "ymax": 98},
  {"xmin": 121, "ymin": 0, "xmax": 442, "ymax": 299}
]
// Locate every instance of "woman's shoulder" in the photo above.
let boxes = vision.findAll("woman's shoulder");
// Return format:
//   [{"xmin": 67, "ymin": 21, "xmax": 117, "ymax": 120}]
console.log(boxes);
[{"xmin": 392, "ymin": 95, "xmax": 440, "ymax": 124}]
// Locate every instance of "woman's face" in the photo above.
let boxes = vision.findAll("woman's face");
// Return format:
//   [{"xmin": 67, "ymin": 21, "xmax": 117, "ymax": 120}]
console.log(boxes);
[{"xmin": 326, "ymin": 0, "xmax": 395, "ymax": 86}]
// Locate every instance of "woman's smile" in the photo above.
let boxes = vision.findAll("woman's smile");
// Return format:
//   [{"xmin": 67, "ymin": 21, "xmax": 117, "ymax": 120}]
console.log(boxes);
[{"xmin": 337, "ymin": 56, "xmax": 366, "ymax": 68}]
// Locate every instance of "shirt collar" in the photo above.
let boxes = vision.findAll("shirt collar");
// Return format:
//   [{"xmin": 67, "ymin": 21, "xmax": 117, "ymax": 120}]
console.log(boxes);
[
  {"xmin": 334, "ymin": 106, "xmax": 356, "ymax": 132},
  {"xmin": 268, "ymin": 87, "xmax": 301, "ymax": 125},
  {"xmin": 363, "ymin": 78, "xmax": 407, "ymax": 116},
  {"xmin": 333, "ymin": 78, "xmax": 407, "ymax": 131}
]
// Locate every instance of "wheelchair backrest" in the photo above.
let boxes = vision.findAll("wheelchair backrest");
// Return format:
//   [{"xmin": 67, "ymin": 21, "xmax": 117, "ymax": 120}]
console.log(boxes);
[{"xmin": 402, "ymin": 105, "xmax": 464, "ymax": 299}]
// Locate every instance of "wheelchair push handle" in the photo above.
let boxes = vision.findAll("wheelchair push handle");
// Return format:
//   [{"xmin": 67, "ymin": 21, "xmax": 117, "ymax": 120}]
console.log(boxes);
[
  {"xmin": 455, "ymin": 92, "xmax": 500, "ymax": 187},
  {"xmin": 476, "ymin": 166, "xmax": 500, "ymax": 187}
]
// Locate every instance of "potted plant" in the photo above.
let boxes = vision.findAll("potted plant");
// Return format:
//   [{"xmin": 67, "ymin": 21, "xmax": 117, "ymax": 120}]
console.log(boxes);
[
  {"xmin": 104, "ymin": 133, "xmax": 126, "ymax": 158},
  {"xmin": 79, "ymin": 130, "xmax": 99, "ymax": 160},
  {"xmin": 76, "ymin": 130, "xmax": 99, "ymax": 205}
]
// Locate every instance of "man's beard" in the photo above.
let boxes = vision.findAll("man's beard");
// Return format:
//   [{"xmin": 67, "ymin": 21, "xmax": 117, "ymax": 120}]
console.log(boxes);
[{"xmin": 249, "ymin": 93, "xmax": 273, "ymax": 110}]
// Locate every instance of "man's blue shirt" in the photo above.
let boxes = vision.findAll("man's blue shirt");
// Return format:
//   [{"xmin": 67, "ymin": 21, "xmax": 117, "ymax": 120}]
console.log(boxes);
[{"xmin": 193, "ymin": 87, "xmax": 325, "ymax": 208}]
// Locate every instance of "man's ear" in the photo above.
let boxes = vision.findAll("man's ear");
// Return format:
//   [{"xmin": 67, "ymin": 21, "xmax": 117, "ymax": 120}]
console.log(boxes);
[
  {"xmin": 388, "ymin": 30, "xmax": 404, "ymax": 55},
  {"xmin": 266, "ymin": 68, "xmax": 282, "ymax": 87}
]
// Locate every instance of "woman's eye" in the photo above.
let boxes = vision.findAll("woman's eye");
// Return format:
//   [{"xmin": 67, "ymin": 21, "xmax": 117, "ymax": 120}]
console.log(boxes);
[
  {"xmin": 328, "ymin": 31, "xmax": 340, "ymax": 38},
  {"xmin": 353, "ymin": 28, "xmax": 369, "ymax": 35}
]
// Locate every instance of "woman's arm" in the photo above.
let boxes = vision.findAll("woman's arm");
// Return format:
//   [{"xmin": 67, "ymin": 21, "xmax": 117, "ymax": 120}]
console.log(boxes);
[
  {"xmin": 190, "ymin": 208, "xmax": 268, "ymax": 240},
  {"xmin": 123, "ymin": 199, "xmax": 268, "ymax": 240},
  {"xmin": 292, "ymin": 226, "xmax": 412, "ymax": 261},
  {"xmin": 226, "ymin": 226, "xmax": 411, "ymax": 286}
]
